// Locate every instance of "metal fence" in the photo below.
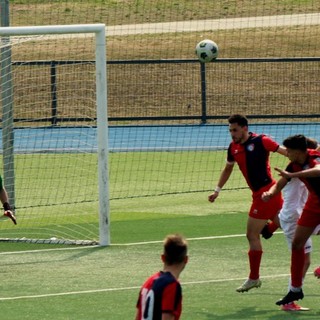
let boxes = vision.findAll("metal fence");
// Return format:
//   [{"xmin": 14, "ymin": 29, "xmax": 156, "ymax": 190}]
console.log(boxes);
[{"xmin": 7, "ymin": 57, "xmax": 320, "ymax": 126}]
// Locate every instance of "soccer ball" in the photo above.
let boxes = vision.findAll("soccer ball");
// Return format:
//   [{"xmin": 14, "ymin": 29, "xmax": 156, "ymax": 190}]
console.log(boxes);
[{"xmin": 195, "ymin": 39, "xmax": 219, "ymax": 63}]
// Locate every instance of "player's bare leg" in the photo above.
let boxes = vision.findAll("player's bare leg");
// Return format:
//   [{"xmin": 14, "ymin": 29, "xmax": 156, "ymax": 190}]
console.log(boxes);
[{"xmin": 236, "ymin": 217, "xmax": 266, "ymax": 292}]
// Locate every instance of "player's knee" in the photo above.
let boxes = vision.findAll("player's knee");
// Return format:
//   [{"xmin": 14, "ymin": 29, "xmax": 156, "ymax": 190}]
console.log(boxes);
[
  {"xmin": 305, "ymin": 259, "xmax": 311, "ymax": 270},
  {"xmin": 246, "ymin": 232, "xmax": 260, "ymax": 244},
  {"xmin": 292, "ymin": 240, "xmax": 305, "ymax": 250}
]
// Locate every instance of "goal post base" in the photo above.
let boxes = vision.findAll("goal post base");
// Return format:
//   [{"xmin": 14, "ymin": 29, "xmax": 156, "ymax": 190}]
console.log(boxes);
[{"xmin": 0, "ymin": 237, "xmax": 100, "ymax": 246}]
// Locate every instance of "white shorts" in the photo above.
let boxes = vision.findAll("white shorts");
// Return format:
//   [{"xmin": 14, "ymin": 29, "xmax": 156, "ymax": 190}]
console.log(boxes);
[{"xmin": 280, "ymin": 218, "xmax": 313, "ymax": 253}]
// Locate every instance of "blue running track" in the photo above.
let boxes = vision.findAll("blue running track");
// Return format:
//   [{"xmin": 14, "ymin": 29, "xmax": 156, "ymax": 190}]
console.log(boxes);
[{"xmin": 1, "ymin": 123, "xmax": 319, "ymax": 153}]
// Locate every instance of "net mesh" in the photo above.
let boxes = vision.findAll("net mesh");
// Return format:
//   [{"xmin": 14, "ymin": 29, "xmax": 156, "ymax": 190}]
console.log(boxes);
[
  {"xmin": 0, "ymin": 1, "xmax": 319, "ymax": 245},
  {"xmin": 0, "ymin": 31, "xmax": 100, "ymax": 244}
]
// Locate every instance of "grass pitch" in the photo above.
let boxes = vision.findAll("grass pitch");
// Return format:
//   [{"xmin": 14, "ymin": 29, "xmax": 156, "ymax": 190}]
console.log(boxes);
[{"xmin": 1, "ymin": 202, "xmax": 320, "ymax": 319}]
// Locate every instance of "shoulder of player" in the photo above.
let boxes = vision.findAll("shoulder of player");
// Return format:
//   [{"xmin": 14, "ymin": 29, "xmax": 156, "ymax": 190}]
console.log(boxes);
[
  {"xmin": 307, "ymin": 150, "xmax": 320, "ymax": 165},
  {"xmin": 152, "ymin": 272, "xmax": 180, "ymax": 291},
  {"xmin": 247, "ymin": 132, "xmax": 271, "ymax": 143},
  {"xmin": 256, "ymin": 133, "xmax": 280, "ymax": 152},
  {"xmin": 258, "ymin": 133, "xmax": 276, "ymax": 143},
  {"xmin": 308, "ymin": 149, "xmax": 320, "ymax": 157}
]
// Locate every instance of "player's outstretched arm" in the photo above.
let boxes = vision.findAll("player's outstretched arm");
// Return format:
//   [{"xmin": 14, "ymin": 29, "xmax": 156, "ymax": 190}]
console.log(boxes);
[
  {"xmin": 208, "ymin": 162, "xmax": 234, "ymax": 203},
  {"xmin": 0, "ymin": 187, "xmax": 17, "ymax": 225},
  {"xmin": 276, "ymin": 145, "xmax": 288, "ymax": 157},
  {"xmin": 278, "ymin": 164, "xmax": 320, "ymax": 179},
  {"xmin": 261, "ymin": 176, "xmax": 287, "ymax": 202}
]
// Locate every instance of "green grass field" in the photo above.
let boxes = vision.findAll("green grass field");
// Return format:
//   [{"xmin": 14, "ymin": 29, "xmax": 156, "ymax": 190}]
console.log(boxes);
[
  {"xmin": 1, "ymin": 191, "xmax": 320, "ymax": 319},
  {"xmin": 0, "ymin": 150, "xmax": 288, "ymax": 243}
]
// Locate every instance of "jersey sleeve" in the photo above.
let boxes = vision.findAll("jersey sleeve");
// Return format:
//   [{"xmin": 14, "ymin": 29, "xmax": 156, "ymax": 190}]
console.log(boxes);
[
  {"xmin": 227, "ymin": 144, "xmax": 235, "ymax": 163},
  {"xmin": 261, "ymin": 135, "xmax": 279, "ymax": 152}
]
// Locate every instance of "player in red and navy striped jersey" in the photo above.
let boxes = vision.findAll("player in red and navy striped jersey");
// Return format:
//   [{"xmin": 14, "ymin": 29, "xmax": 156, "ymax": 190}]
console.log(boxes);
[
  {"xmin": 262, "ymin": 134, "xmax": 320, "ymax": 306},
  {"xmin": 135, "ymin": 234, "xmax": 188, "ymax": 320},
  {"xmin": 208, "ymin": 114, "xmax": 287, "ymax": 292}
]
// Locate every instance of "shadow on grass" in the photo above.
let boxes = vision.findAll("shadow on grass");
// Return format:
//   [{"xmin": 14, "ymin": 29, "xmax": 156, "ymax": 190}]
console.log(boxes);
[{"xmin": 197, "ymin": 306, "xmax": 320, "ymax": 319}]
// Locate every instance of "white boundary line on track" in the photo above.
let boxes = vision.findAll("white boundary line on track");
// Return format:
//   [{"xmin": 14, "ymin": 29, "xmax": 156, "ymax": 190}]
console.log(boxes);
[
  {"xmin": 107, "ymin": 13, "xmax": 320, "ymax": 36},
  {"xmin": 0, "ymin": 271, "xmax": 310, "ymax": 301},
  {"xmin": 27, "ymin": 13, "xmax": 320, "ymax": 41}
]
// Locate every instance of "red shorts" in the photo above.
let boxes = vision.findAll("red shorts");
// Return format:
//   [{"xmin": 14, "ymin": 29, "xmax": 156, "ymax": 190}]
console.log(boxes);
[
  {"xmin": 298, "ymin": 195, "xmax": 320, "ymax": 228},
  {"xmin": 249, "ymin": 183, "xmax": 283, "ymax": 220}
]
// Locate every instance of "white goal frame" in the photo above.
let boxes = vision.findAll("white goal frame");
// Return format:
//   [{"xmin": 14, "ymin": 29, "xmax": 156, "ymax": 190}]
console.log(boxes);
[{"xmin": 0, "ymin": 24, "xmax": 110, "ymax": 246}]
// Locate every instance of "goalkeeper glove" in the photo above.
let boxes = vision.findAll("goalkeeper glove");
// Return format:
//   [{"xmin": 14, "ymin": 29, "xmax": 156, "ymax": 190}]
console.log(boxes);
[{"xmin": 3, "ymin": 202, "xmax": 17, "ymax": 225}]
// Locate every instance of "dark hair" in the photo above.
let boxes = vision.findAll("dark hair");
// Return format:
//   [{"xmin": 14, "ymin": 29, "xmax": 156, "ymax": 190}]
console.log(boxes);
[
  {"xmin": 283, "ymin": 134, "xmax": 308, "ymax": 151},
  {"xmin": 163, "ymin": 234, "xmax": 188, "ymax": 265},
  {"xmin": 306, "ymin": 137, "xmax": 318, "ymax": 150},
  {"xmin": 228, "ymin": 114, "xmax": 248, "ymax": 127}
]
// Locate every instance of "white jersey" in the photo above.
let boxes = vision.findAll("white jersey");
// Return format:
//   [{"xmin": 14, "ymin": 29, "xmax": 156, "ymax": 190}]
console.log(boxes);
[
  {"xmin": 278, "ymin": 178, "xmax": 308, "ymax": 222},
  {"xmin": 279, "ymin": 177, "xmax": 320, "ymax": 253}
]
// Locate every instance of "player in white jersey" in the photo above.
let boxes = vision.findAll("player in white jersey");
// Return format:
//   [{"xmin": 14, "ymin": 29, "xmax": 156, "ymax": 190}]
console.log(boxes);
[
  {"xmin": 275, "ymin": 138, "xmax": 320, "ymax": 311},
  {"xmin": 279, "ymin": 178, "xmax": 311, "ymax": 254}
]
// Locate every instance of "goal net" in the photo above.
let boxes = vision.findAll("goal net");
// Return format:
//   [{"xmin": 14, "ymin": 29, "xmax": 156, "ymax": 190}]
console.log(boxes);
[{"xmin": 0, "ymin": 24, "xmax": 109, "ymax": 246}]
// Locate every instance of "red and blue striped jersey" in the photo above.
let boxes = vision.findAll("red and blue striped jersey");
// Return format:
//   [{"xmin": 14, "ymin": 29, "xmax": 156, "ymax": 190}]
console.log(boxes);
[
  {"xmin": 227, "ymin": 132, "xmax": 279, "ymax": 192},
  {"xmin": 136, "ymin": 271, "xmax": 182, "ymax": 320}
]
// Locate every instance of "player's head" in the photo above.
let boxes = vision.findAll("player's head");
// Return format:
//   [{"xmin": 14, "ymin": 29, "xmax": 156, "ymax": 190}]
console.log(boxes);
[
  {"xmin": 283, "ymin": 134, "xmax": 307, "ymax": 151},
  {"xmin": 162, "ymin": 234, "xmax": 188, "ymax": 267},
  {"xmin": 306, "ymin": 137, "xmax": 318, "ymax": 150},
  {"xmin": 283, "ymin": 134, "xmax": 308, "ymax": 162},
  {"xmin": 228, "ymin": 114, "xmax": 248, "ymax": 127},
  {"xmin": 228, "ymin": 114, "xmax": 249, "ymax": 144}
]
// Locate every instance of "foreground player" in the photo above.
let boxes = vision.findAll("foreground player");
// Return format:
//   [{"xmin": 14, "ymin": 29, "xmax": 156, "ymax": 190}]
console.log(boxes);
[
  {"xmin": 208, "ymin": 114, "xmax": 287, "ymax": 292},
  {"xmin": 0, "ymin": 175, "xmax": 16, "ymax": 225},
  {"xmin": 261, "ymin": 134, "xmax": 320, "ymax": 306},
  {"xmin": 135, "ymin": 234, "xmax": 188, "ymax": 320}
]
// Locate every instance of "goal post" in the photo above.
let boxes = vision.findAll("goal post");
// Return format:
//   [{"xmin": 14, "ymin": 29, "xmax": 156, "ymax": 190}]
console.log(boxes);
[{"xmin": 0, "ymin": 24, "xmax": 110, "ymax": 246}]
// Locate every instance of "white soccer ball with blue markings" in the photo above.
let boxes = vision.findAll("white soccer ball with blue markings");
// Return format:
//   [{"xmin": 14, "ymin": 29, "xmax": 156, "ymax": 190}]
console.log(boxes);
[{"xmin": 195, "ymin": 39, "xmax": 219, "ymax": 63}]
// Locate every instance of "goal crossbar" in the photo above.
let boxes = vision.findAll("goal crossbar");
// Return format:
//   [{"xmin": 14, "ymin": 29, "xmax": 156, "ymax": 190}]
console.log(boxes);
[
  {"xmin": 0, "ymin": 24, "xmax": 106, "ymax": 36},
  {"xmin": 0, "ymin": 24, "xmax": 110, "ymax": 246}
]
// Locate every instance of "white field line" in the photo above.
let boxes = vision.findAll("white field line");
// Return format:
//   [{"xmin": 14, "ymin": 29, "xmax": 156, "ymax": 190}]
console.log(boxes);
[
  {"xmin": 0, "ymin": 231, "xmax": 284, "ymax": 255},
  {"xmin": 111, "ymin": 231, "xmax": 284, "ymax": 246},
  {"xmin": 0, "ymin": 231, "xmax": 295, "ymax": 302},
  {"xmin": 0, "ymin": 271, "xmax": 304, "ymax": 301}
]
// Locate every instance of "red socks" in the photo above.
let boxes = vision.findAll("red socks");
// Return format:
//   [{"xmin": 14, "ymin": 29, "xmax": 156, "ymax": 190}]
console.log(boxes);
[
  {"xmin": 291, "ymin": 248, "xmax": 305, "ymax": 288},
  {"xmin": 267, "ymin": 221, "xmax": 279, "ymax": 233},
  {"xmin": 248, "ymin": 250, "xmax": 263, "ymax": 280}
]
